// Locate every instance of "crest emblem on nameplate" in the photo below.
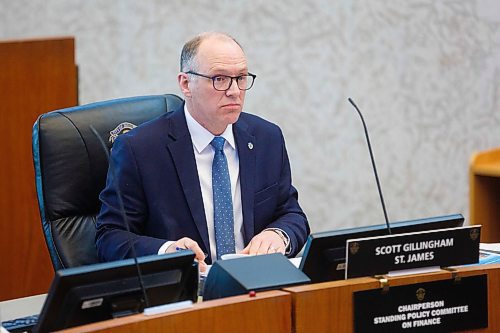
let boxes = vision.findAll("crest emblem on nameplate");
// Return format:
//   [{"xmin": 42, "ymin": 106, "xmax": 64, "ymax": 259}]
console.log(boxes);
[
  {"xmin": 416, "ymin": 287, "xmax": 426, "ymax": 301},
  {"xmin": 469, "ymin": 228, "xmax": 479, "ymax": 241},
  {"xmin": 350, "ymin": 242, "xmax": 360, "ymax": 255}
]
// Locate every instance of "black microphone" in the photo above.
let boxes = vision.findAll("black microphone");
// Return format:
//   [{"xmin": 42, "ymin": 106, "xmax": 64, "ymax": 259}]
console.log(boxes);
[
  {"xmin": 347, "ymin": 98, "xmax": 392, "ymax": 234},
  {"xmin": 90, "ymin": 125, "xmax": 150, "ymax": 308}
]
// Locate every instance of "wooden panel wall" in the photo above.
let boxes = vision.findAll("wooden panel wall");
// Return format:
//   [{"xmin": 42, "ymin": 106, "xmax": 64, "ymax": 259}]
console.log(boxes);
[
  {"xmin": 469, "ymin": 148, "xmax": 500, "ymax": 242},
  {"xmin": 0, "ymin": 37, "xmax": 78, "ymax": 301}
]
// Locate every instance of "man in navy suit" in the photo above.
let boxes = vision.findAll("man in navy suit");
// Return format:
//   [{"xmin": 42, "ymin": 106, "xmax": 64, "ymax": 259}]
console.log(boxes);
[{"xmin": 96, "ymin": 32, "xmax": 309, "ymax": 269}]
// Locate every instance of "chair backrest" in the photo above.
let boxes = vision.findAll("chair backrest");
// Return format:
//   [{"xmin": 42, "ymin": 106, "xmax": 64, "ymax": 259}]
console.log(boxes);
[{"xmin": 32, "ymin": 94, "xmax": 184, "ymax": 271}]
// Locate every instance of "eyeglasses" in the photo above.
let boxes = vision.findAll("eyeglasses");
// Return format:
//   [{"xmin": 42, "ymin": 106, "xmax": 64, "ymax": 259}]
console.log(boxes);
[{"xmin": 185, "ymin": 71, "xmax": 256, "ymax": 91}]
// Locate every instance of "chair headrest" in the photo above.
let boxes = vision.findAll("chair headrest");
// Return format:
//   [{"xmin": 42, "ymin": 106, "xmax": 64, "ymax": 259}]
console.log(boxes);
[{"xmin": 34, "ymin": 94, "xmax": 183, "ymax": 220}]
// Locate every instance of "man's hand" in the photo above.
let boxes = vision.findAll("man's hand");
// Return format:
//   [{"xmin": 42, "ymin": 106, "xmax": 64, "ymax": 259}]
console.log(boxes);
[
  {"xmin": 239, "ymin": 230, "xmax": 286, "ymax": 256},
  {"xmin": 166, "ymin": 237, "xmax": 207, "ymax": 272}
]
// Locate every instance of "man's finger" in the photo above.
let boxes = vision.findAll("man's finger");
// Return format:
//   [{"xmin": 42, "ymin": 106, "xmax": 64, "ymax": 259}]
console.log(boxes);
[
  {"xmin": 248, "ymin": 239, "xmax": 264, "ymax": 255},
  {"xmin": 239, "ymin": 243, "xmax": 251, "ymax": 254},
  {"xmin": 184, "ymin": 241, "xmax": 205, "ymax": 261}
]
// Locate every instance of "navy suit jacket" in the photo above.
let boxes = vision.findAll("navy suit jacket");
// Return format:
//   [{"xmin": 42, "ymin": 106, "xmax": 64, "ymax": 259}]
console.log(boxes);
[{"xmin": 96, "ymin": 105, "xmax": 309, "ymax": 264}]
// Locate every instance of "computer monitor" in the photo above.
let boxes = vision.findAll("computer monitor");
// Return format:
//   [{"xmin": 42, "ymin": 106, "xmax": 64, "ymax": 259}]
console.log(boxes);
[
  {"xmin": 299, "ymin": 214, "xmax": 465, "ymax": 283},
  {"xmin": 34, "ymin": 251, "xmax": 198, "ymax": 332}
]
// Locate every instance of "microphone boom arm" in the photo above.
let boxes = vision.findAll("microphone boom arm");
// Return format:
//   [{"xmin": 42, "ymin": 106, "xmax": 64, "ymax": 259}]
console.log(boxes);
[
  {"xmin": 348, "ymin": 98, "xmax": 392, "ymax": 234},
  {"xmin": 90, "ymin": 125, "xmax": 150, "ymax": 307}
]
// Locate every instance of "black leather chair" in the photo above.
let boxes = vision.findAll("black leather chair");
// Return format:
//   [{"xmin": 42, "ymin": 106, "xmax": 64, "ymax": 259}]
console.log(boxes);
[{"xmin": 32, "ymin": 94, "xmax": 184, "ymax": 271}]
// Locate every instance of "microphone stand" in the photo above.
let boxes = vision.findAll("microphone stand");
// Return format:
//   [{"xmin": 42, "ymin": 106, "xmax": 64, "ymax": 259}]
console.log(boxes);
[
  {"xmin": 90, "ymin": 126, "xmax": 150, "ymax": 307},
  {"xmin": 348, "ymin": 98, "xmax": 392, "ymax": 234}
]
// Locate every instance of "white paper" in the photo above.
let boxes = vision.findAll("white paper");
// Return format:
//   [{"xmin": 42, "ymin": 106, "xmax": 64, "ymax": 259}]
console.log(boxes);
[
  {"xmin": 387, "ymin": 266, "xmax": 441, "ymax": 277},
  {"xmin": 143, "ymin": 300, "xmax": 193, "ymax": 316},
  {"xmin": 288, "ymin": 257, "xmax": 302, "ymax": 268},
  {"xmin": 480, "ymin": 243, "xmax": 500, "ymax": 254}
]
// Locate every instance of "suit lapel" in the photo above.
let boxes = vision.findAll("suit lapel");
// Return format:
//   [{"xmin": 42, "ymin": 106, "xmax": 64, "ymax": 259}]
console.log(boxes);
[
  {"xmin": 165, "ymin": 107, "xmax": 210, "ymax": 253},
  {"xmin": 234, "ymin": 117, "xmax": 256, "ymax": 244}
]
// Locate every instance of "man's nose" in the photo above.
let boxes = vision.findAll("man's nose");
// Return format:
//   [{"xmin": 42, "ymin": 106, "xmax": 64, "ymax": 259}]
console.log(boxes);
[{"xmin": 225, "ymin": 78, "xmax": 241, "ymax": 96}]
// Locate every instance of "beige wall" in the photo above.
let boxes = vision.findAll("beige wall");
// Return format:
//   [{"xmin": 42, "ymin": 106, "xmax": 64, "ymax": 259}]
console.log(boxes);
[{"xmin": 2, "ymin": 0, "xmax": 499, "ymax": 233}]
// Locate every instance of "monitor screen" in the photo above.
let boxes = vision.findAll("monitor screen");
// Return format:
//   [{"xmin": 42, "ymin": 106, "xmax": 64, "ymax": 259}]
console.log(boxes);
[
  {"xmin": 34, "ymin": 251, "xmax": 198, "ymax": 332},
  {"xmin": 299, "ymin": 214, "xmax": 465, "ymax": 283}
]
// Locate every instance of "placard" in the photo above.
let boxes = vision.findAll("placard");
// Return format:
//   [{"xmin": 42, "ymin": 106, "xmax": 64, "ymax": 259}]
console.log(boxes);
[
  {"xmin": 354, "ymin": 274, "xmax": 488, "ymax": 332},
  {"xmin": 346, "ymin": 226, "xmax": 480, "ymax": 279}
]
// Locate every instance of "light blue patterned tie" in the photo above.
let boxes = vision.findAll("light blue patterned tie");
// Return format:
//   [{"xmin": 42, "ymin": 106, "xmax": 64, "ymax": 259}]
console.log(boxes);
[{"xmin": 211, "ymin": 136, "xmax": 235, "ymax": 259}]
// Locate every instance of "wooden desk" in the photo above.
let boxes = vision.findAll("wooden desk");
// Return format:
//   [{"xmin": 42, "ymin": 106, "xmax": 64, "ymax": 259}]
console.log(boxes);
[
  {"xmin": 58, "ymin": 290, "xmax": 291, "ymax": 333},
  {"xmin": 457, "ymin": 264, "xmax": 500, "ymax": 332},
  {"xmin": 285, "ymin": 276, "xmax": 382, "ymax": 332},
  {"xmin": 4, "ymin": 265, "xmax": 498, "ymax": 332},
  {"xmin": 285, "ymin": 264, "xmax": 500, "ymax": 332},
  {"xmin": 470, "ymin": 148, "xmax": 500, "ymax": 242}
]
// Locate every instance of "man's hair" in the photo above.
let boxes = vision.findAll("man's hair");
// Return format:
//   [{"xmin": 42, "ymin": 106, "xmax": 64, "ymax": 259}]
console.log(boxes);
[{"xmin": 180, "ymin": 32, "xmax": 243, "ymax": 72}]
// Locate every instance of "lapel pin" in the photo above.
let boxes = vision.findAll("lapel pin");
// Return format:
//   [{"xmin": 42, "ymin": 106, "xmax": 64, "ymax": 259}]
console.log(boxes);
[{"xmin": 248, "ymin": 142, "xmax": 254, "ymax": 150}]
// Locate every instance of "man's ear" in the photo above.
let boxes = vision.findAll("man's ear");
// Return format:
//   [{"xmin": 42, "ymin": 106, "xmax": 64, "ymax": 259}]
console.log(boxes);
[{"xmin": 177, "ymin": 72, "xmax": 192, "ymax": 98}]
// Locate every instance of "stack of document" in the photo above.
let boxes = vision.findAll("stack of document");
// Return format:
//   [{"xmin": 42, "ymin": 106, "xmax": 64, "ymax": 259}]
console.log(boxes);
[{"xmin": 479, "ymin": 243, "xmax": 500, "ymax": 265}]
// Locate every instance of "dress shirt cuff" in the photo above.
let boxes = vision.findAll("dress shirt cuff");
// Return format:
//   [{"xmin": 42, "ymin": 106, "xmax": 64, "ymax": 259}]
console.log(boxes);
[{"xmin": 158, "ymin": 241, "xmax": 175, "ymax": 254}]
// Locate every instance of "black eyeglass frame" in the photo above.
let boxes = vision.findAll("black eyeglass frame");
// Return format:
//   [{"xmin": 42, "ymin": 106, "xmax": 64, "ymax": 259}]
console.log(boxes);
[{"xmin": 185, "ymin": 71, "xmax": 257, "ymax": 91}]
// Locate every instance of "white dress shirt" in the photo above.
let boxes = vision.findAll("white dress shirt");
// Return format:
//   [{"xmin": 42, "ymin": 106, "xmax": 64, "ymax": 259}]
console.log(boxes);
[{"xmin": 158, "ymin": 106, "xmax": 245, "ymax": 260}]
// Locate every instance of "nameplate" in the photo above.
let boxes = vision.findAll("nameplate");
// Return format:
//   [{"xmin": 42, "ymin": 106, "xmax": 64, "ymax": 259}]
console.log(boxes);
[
  {"xmin": 346, "ymin": 226, "xmax": 480, "ymax": 279},
  {"xmin": 353, "ymin": 274, "xmax": 488, "ymax": 332}
]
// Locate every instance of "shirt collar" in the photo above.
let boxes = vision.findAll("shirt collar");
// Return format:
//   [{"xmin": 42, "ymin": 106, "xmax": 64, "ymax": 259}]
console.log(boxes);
[{"xmin": 184, "ymin": 104, "xmax": 236, "ymax": 153}]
